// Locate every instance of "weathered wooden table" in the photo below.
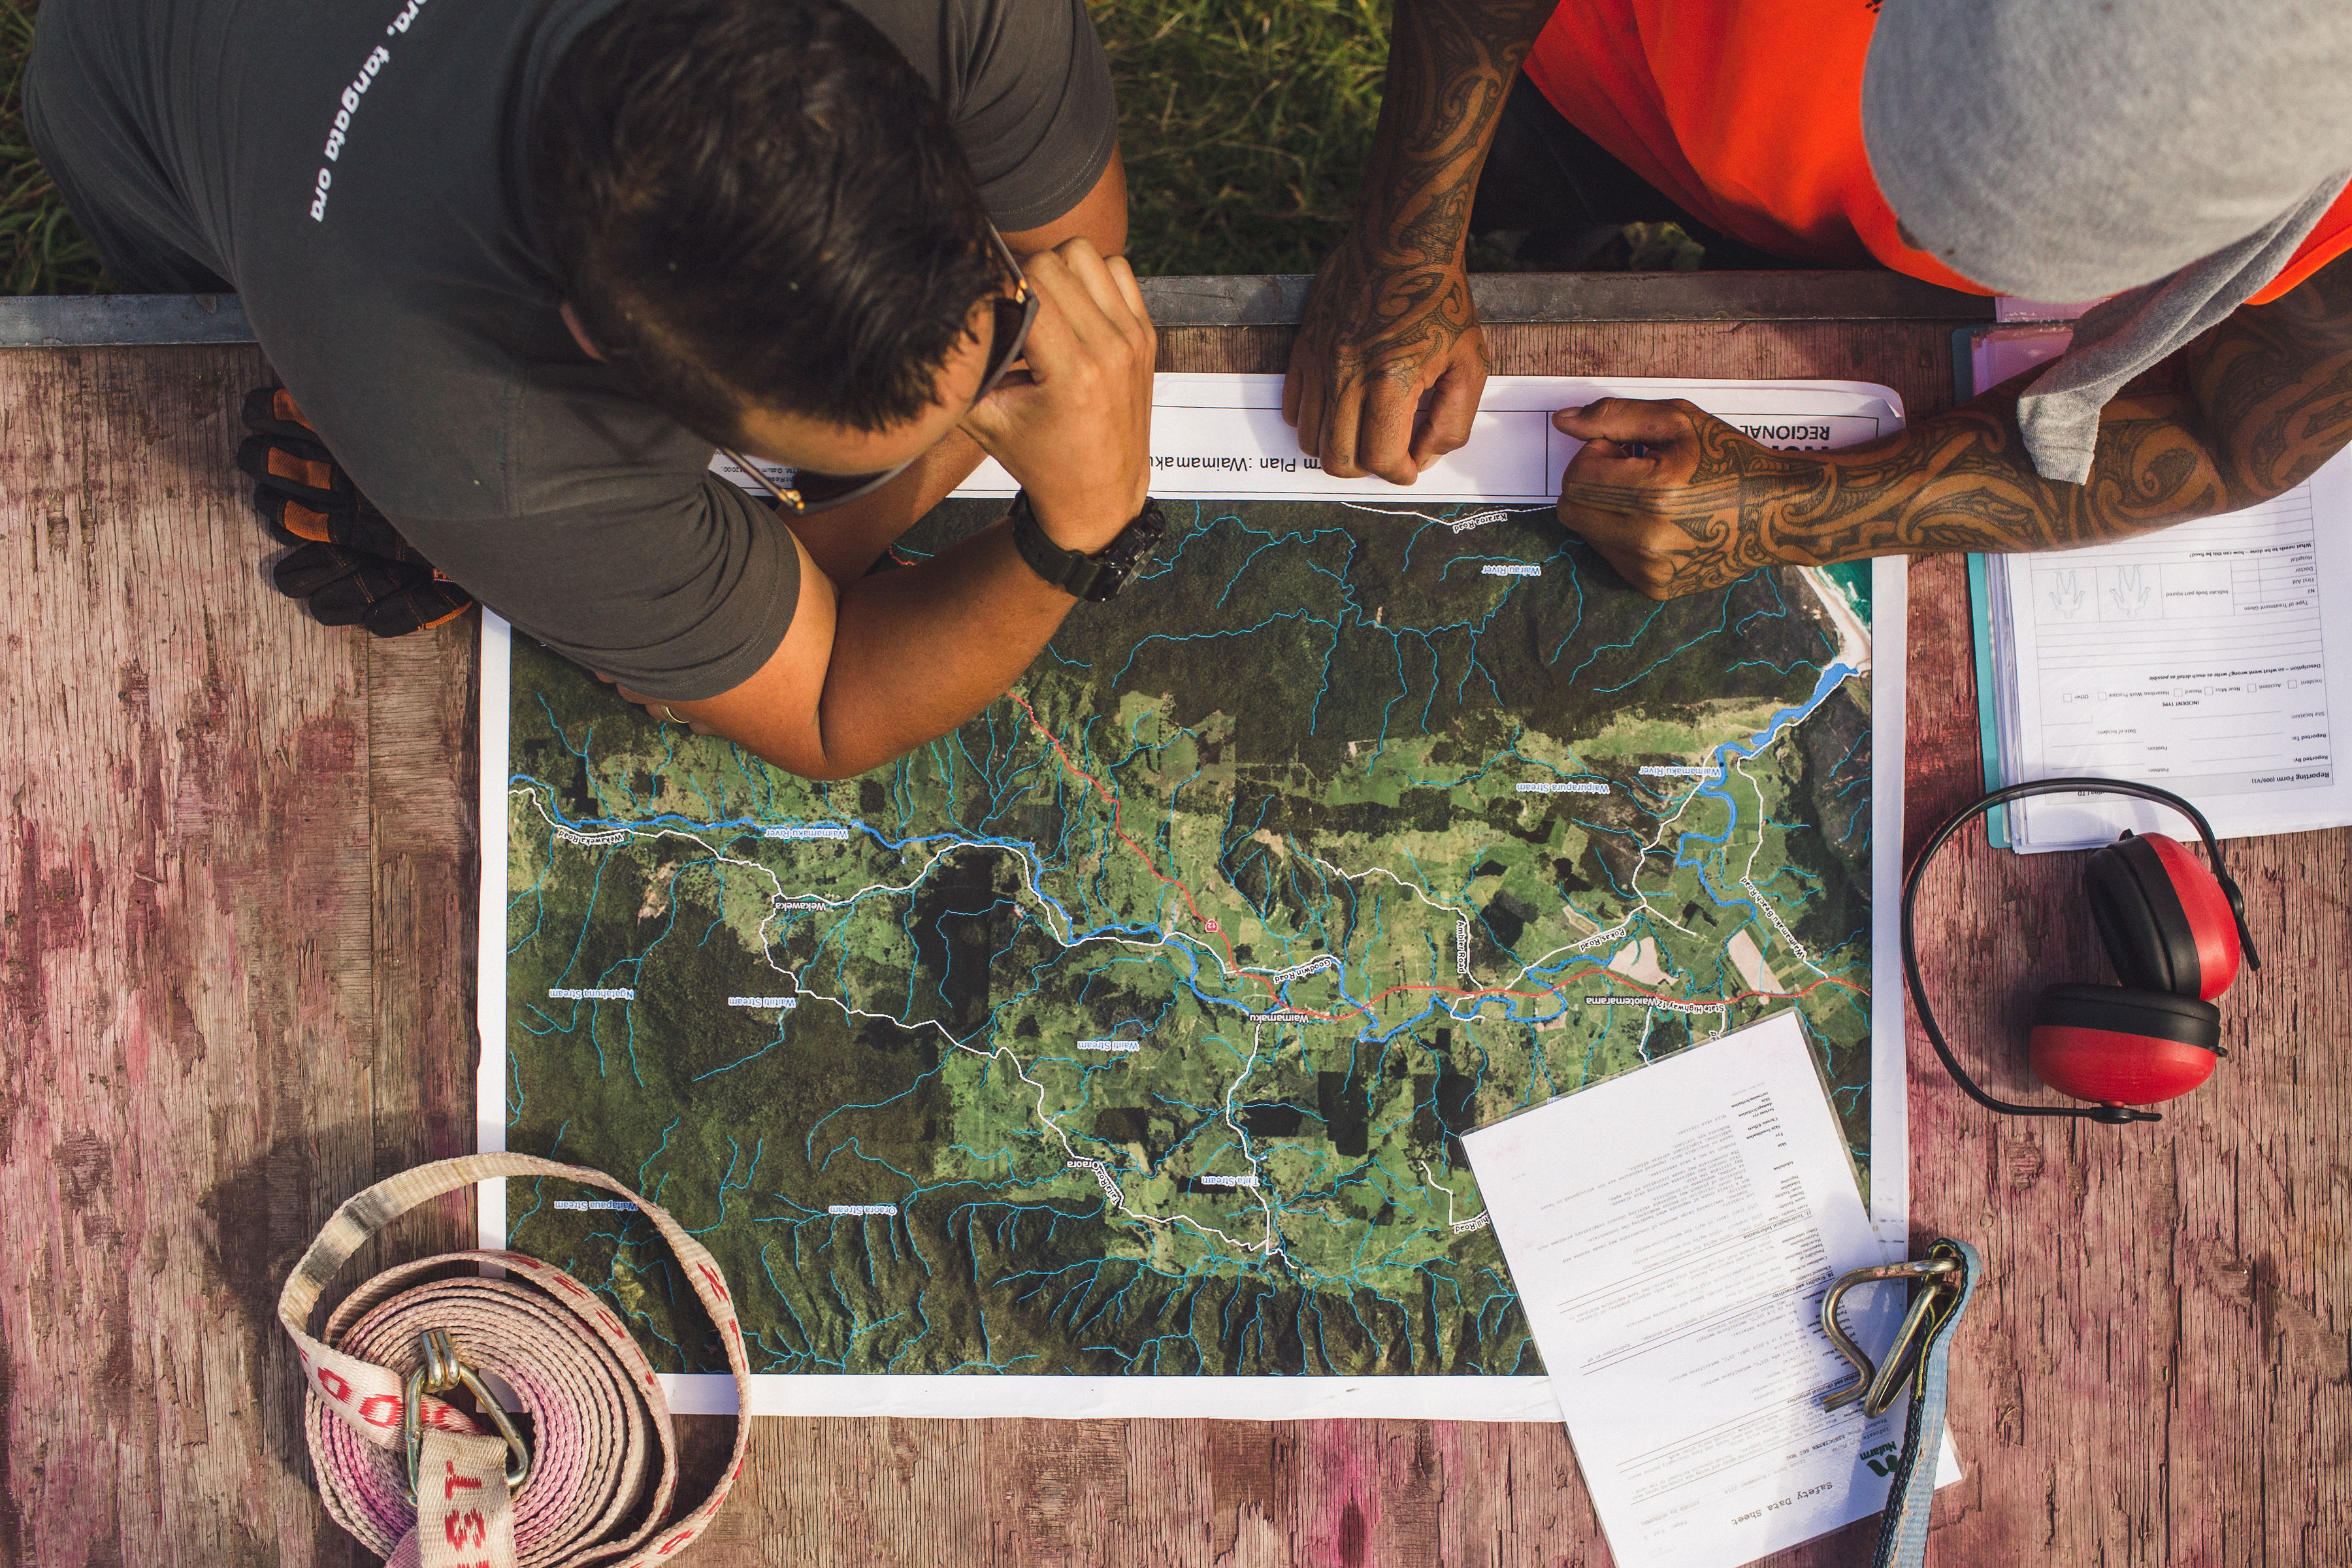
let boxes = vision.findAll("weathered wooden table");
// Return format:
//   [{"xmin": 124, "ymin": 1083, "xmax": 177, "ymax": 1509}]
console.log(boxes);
[{"xmin": 4, "ymin": 276, "xmax": 2345, "ymax": 1567}]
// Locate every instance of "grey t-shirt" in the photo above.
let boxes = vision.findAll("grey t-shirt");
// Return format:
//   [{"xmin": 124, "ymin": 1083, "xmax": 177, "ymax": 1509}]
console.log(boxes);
[{"xmin": 26, "ymin": 0, "xmax": 1117, "ymax": 697}]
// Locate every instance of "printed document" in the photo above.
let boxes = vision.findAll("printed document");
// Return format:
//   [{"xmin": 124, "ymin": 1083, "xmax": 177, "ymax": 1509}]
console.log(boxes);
[
  {"xmin": 1983, "ymin": 453, "xmax": 2352, "ymax": 849},
  {"xmin": 1970, "ymin": 326, "xmax": 2352, "ymax": 849},
  {"xmin": 1463, "ymin": 1013, "xmax": 1957, "ymax": 1568}
]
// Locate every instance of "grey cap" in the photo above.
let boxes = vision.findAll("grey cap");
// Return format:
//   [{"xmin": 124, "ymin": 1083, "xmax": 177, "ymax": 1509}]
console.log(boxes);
[{"xmin": 1861, "ymin": 0, "xmax": 2352, "ymax": 301}]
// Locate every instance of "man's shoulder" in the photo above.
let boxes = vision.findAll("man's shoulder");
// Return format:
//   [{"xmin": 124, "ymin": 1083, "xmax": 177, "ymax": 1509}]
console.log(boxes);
[{"xmin": 842, "ymin": 0, "xmax": 1090, "ymax": 112}]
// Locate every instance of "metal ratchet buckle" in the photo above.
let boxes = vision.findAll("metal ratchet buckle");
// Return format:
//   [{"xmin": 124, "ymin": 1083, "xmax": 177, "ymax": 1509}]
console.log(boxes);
[
  {"xmin": 403, "ymin": 1328, "xmax": 532, "ymax": 1505},
  {"xmin": 1819, "ymin": 1241, "xmax": 1968, "ymax": 1418}
]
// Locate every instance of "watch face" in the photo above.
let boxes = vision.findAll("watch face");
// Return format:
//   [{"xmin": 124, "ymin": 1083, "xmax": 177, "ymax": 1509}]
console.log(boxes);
[{"xmin": 1083, "ymin": 500, "xmax": 1167, "ymax": 602}]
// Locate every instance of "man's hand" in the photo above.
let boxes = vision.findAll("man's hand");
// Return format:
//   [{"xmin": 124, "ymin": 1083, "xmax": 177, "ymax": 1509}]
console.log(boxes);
[
  {"xmin": 959, "ymin": 237, "xmax": 1156, "ymax": 552},
  {"xmin": 1282, "ymin": 237, "xmax": 1486, "ymax": 483},
  {"xmin": 634, "ymin": 237, "xmax": 1161, "ymax": 782},
  {"xmin": 1554, "ymin": 400, "xmax": 1817, "ymax": 599},
  {"xmin": 1280, "ymin": 0, "xmax": 1552, "ymax": 483},
  {"xmin": 1556, "ymin": 248, "xmax": 2352, "ymax": 600},
  {"xmin": 600, "ymin": 674, "xmax": 716, "ymax": 734}
]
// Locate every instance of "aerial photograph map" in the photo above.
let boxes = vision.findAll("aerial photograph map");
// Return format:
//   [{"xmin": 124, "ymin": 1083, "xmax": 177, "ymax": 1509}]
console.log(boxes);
[{"xmin": 492, "ymin": 431, "xmax": 1884, "ymax": 1406}]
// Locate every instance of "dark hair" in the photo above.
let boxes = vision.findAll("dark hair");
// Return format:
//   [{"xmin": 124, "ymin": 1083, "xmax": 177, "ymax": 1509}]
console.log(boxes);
[{"xmin": 531, "ymin": 0, "xmax": 1005, "ymax": 442}]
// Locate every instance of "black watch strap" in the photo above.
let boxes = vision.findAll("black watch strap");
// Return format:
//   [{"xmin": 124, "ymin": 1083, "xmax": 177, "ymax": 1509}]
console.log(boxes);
[{"xmin": 1008, "ymin": 490, "xmax": 1166, "ymax": 602}]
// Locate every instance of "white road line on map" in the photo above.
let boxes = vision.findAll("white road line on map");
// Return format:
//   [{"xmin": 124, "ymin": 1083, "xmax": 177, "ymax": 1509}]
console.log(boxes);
[
  {"xmin": 1066, "ymin": 1157, "xmax": 1124, "ymax": 1207},
  {"xmin": 519, "ymin": 776, "xmax": 1693, "ymax": 1188},
  {"xmin": 1293, "ymin": 847, "xmax": 1456, "ymax": 922},
  {"xmin": 1505, "ymin": 941, "xmax": 1594, "ymax": 991},
  {"xmin": 1215, "ymin": 1025, "xmax": 1282, "ymax": 1258},
  {"xmin": 1617, "ymin": 670, "xmax": 1861, "ymax": 968},
  {"xmin": 517, "ymin": 786, "xmax": 1273, "ymax": 1244},
  {"xmin": 783, "ymin": 981, "xmax": 1265, "ymax": 1254},
  {"xmin": 1570, "ymin": 919, "xmax": 1633, "ymax": 952},
  {"xmin": 1334, "ymin": 499, "xmax": 1544, "ymax": 528},
  {"xmin": 1731, "ymin": 756, "xmax": 1829, "ymax": 980},
  {"xmin": 1742, "ymin": 877, "xmax": 1819, "ymax": 970},
  {"xmin": 1416, "ymin": 1159, "xmax": 1458, "ymax": 1226},
  {"xmin": 522, "ymin": 788, "xmax": 1100, "ymax": 958},
  {"xmin": 1441, "ymin": 510, "xmax": 1510, "ymax": 533},
  {"xmin": 1284, "ymin": 847, "xmax": 1500, "ymax": 1026},
  {"xmin": 1736, "ymin": 757, "xmax": 1769, "ymax": 890},
  {"xmin": 1416, "ymin": 1159, "xmax": 1490, "ymax": 1235},
  {"xmin": 1617, "ymin": 757, "xmax": 1723, "ymax": 942}
]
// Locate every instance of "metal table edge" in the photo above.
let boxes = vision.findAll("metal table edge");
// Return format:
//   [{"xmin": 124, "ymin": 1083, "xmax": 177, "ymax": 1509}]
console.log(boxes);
[{"xmin": 0, "ymin": 272, "xmax": 1993, "ymax": 347}]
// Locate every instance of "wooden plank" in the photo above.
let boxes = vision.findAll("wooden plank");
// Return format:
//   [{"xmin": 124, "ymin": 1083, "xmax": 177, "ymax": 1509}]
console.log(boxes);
[
  {"xmin": 1899, "ymin": 555, "xmax": 2352, "ymax": 1565},
  {"xmin": 1144, "ymin": 272, "xmax": 1993, "ymax": 328},
  {"xmin": 13, "ymin": 312, "xmax": 2345, "ymax": 1567},
  {"xmin": 0, "ymin": 274, "xmax": 1994, "ymax": 348},
  {"xmin": 0, "ymin": 344, "xmax": 378, "ymax": 1566},
  {"xmin": 364, "ymin": 621, "xmax": 480, "ymax": 1260}
]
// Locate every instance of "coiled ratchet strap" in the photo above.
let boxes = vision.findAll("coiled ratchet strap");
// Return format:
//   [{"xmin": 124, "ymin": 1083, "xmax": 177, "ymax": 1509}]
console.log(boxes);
[{"xmin": 276, "ymin": 1154, "xmax": 753, "ymax": 1568}]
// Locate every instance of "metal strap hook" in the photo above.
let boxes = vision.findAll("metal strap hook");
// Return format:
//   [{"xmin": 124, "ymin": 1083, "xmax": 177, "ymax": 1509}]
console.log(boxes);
[
  {"xmin": 403, "ymin": 1328, "xmax": 532, "ymax": 1505},
  {"xmin": 1820, "ymin": 1247, "xmax": 1967, "ymax": 1417}
]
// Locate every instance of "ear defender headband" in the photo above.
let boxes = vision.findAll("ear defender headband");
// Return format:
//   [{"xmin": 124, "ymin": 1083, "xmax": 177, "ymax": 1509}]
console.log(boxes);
[{"xmin": 1903, "ymin": 778, "xmax": 2262, "ymax": 1125}]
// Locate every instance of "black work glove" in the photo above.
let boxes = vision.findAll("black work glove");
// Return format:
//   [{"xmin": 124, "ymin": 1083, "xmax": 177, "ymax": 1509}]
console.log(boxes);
[{"xmin": 235, "ymin": 386, "xmax": 475, "ymax": 636}]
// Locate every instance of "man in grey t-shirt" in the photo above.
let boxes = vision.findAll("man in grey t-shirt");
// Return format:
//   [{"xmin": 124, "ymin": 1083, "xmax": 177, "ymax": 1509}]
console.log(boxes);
[{"xmin": 27, "ymin": 0, "xmax": 1158, "ymax": 779}]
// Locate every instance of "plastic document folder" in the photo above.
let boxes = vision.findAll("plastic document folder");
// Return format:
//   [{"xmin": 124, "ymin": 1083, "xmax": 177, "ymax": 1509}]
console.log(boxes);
[{"xmin": 1960, "ymin": 325, "xmax": 2352, "ymax": 849}]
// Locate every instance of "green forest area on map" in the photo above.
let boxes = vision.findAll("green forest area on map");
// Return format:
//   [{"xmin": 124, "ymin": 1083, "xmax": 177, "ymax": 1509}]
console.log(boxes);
[{"xmin": 502, "ymin": 495, "xmax": 1875, "ymax": 1380}]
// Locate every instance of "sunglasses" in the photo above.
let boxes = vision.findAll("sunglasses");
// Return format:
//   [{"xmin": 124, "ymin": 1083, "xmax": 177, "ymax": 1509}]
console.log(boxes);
[{"xmin": 717, "ymin": 227, "xmax": 1037, "ymax": 516}]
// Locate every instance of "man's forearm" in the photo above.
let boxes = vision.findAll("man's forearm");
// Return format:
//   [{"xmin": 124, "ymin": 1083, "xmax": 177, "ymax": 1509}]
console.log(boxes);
[
  {"xmin": 1356, "ymin": 0, "xmax": 1552, "ymax": 268},
  {"xmin": 1322, "ymin": 0, "xmax": 1554, "ymax": 376},
  {"xmin": 1761, "ymin": 256, "xmax": 2352, "ymax": 572},
  {"xmin": 1286, "ymin": 0, "xmax": 1552, "ymax": 476},
  {"xmin": 798, "ymin": 519, "xmax": 1077, "ymax": 778},
  {"xmin": 787, "ymin": 429, "xmax": 986, "ymax": 589},
  {"xmin": 1553, "ymin": 254, "xmax": 2352, "ymax": 598}
]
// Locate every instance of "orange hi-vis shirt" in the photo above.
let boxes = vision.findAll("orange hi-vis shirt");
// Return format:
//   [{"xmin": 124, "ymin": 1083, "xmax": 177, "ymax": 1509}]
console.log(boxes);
[{"xmin": 1521, "ymin": 0, "xmax": 2352, "ymax": 304}]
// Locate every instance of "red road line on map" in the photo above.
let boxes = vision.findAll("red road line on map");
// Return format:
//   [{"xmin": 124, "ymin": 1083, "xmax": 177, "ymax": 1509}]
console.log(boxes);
[
  {"xmin": 1011, "ymin": 693, "xmax": 1282, "ymax": 1004},
  {"xmin": 1367, "ymin": 972, "xmax": 1868, "ymax": 1012}
]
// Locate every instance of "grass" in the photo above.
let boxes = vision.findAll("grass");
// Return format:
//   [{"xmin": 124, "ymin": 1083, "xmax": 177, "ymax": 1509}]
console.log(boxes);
[
  {"xmin": 0, "ymin": 0, "xmax": 1683, "ymax": 292},
  {"xmin": 1091, "ymin": 0, "xmax": 1389, "ymax": 276}
]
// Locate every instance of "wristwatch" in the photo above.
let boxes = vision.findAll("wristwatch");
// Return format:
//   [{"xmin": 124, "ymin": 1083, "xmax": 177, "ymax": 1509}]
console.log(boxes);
[{"xmin": 1009, "ymin": 489, "xmax": 1166, "ymax": 602}]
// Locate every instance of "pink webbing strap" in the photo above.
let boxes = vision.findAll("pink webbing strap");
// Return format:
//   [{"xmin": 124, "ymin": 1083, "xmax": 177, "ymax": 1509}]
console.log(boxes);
[{"xmin": 276, "ymin": 1154, "xmax": 752, "ymax": 1567}]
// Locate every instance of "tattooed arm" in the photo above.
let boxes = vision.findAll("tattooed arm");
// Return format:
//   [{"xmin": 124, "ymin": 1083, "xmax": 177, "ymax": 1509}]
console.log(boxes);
[
  {"xmin": 1282, "ymin": 0, "xmax": 1554, "ymax": 483},
  {"xmin": 1556, "ymin": 250, "xmax": 2352, "ymax": 598}
]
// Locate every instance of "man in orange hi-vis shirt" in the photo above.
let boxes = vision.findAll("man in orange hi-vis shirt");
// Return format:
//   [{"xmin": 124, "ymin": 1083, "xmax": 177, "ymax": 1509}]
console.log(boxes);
[{"xmin": 1284, "ymin": 0, "xmax": 2352, "ymax": 600}]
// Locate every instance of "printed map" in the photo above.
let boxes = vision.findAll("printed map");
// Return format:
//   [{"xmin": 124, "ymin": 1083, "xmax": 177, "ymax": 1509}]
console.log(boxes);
[{"xmin": 496, "ymin": 495, "xmax": 1877, "ymax": 1388}]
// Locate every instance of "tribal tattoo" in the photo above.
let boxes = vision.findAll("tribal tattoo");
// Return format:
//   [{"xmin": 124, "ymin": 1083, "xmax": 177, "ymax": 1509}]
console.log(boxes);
[
  {"xmin": 1561, "ymin": 251, "xmax": 2352, "ymax": 598},
  {"xmin": 1288, "ymin": 0, "xmax": 1552, "ymax": 450}
]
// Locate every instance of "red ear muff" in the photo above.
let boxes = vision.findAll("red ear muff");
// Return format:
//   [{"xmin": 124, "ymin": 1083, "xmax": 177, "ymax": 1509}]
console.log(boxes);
[
  {"xmin": 2030, "ymin": 984, "xmax": 2221, "ymax": 1105},
  {"xmin": 2083, "ymin": 833, "xmax": 2241, "ymax": 1001},
  {"xmin": 2139, "ymin": 833, "xmax": 2242, "ymax": 1000},
  {"xmin": 1905, "ymin": 777, "xmax": 2260, "ymax": 1128}
]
